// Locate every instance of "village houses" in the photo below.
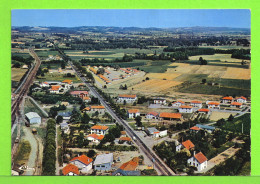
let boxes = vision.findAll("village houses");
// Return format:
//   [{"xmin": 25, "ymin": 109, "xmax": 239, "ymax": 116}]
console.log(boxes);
[
  {"xmin": 90, "ymin": 125, "xmax": 109, "ymax": 135},
  {"xmin": 187, "ymin": 152, "xmax": 208, "ymax": 172},
  {"xmin": 127, "ymin": 109, "xmax": 140, "ymax": 119},
  {"xmin": 118, "ymin": 94, "xmax": 137, "ymax": 104}
]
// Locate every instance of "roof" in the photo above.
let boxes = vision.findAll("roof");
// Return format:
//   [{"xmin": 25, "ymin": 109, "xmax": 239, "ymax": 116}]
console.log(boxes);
[
  {"xmin": 60, "ymin": 122, "xmax": 69, "ymax": 128},
  {"xmin": 25, "ymin": 112, "xmax": 41, "ymax": 119},
  {"xmin": 91, "ymin": 125, "xmax": 109, "ymax": 130},
  {"xmin": 147, "ymin": 127, "xmax": 159, "ymax": 134},
  {"xmin": 222, "ymin": 96, "xmax": 233, "ymax": 100},
  {"xmin": 159, "ymin": 112, "xmax": 182, "ymax": 119},
  {"xmin": 61, "ymin": 102, "xmax": 69, "ymax": 106},
  {"xmin": 128, "ymin": 109, "xmax": 140, "ymax": 114},
  {"xmin": 190, "ymin": 126, "xmax": 201, "ymax": 131},
  {"xmin": 120, "ymin": 159, "xmax": 138, "ymax": 171},
  {"xmin": 236, "ymin": 96, "xmax": 247, "ymax": 100},
  {"xmin": 198, "ymin": 109, "xmax": 210, "ymax": 112},
  {"xmin": 62, "ymin": 164, "xmax": 79, "ymax": 175},
  {"xmin": 91, "ymin": 106, "xmax": 105, "ymax": 109},
  {"xmin": 191, "ymin": 100, "xmax": 202, "ymax": 104},
  {"xmin": 194, "ymin": 152, "xmax": 207, "ymax": 164},
  {"xmin": 93, "ymin": 153, "xmax": 113, "ymax": 165},
  {"xmin": 182, "ymin": 140, "xmax": 195, "ymax": 150},
  {"xmin": 231, "ymin": 102, "xmax": 242, "ymax": 106},
  {"xmin": 50, "ymin": 85, "xmax": 61, "ymax": 91},
  {"xmin": 62, "ymin": 79, "xmax": 72, "ymax": 84},
  {"xmin": 196, "ymin": 124, "xmax": 215, "ymax": 130},
  {"xmin": 172, "ymin": 100, "xmax": 185, "ymax": 104},
  {"xmin": 121, "ymin": 131, "xmax": 126, "ymax": 135},
  {"xmin": 82, "ymin": 107, "xmax": 91, "ymax": 111},
  {"xmin": 70, "ymin": 91, "xmax": 89, "ymax": 95},
  {"xmin": 87, "ymin": 134, "xmax": 104, "ymax": 140},
  {"xmin": 70, "ymin": 155, "xmax": 93, "ymax": 166},
  {"xmin": 112, "ymin": 169, "xmax": 141, "ymax": 176},
  {"xmin": 179, "ymin": 105, "xmax": 193, "ymax": 109},
  {"xmin": 119, "ymin": 137, "xmax": 132, "ymax": 141},
  {"xmin": 83, "ymin": 96, "xmax": 90, "ymax": 100},
  {"xmin": 147, "ymin": 112, "xmax": 159, "ymax": 116},
  {"xmin": 208, "ymin": 102, "xmax": 220, "ymax": 105},
  {"xmin": 58, "ymin": 111, "xmax": 72, "ymax": 117},
  {"xmin": 119, "ymin": 94, "xmax": 137, "ymax": 98}
]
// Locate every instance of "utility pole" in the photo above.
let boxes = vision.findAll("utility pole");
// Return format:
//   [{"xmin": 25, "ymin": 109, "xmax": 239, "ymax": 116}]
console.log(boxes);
[{"xmin": 242, "ymin": 123, "xmax": 244, "ymax": 134}]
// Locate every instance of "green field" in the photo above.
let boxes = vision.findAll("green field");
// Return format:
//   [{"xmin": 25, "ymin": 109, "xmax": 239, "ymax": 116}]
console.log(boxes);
[
  {"xmin": 35, "ymin": 50, "xmax": 60, "ymax": 57},
  {"xmin": 37, "ymin": 72, "xmax": 81, "ymax": 83}
]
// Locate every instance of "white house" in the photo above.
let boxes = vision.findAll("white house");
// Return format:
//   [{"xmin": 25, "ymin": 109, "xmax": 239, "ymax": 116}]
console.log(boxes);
[
  {"xmin": 187, "ymin": 152, "xmax": 208, "ymax": 172},
  {"xmin": 190, "ymin": 101, "xmax": 203, "ymax": 108},
  {"xmin": 236, "ymin": 96, "xmax": 247, "ymax": 103},
  {"xmin": 90, "ymin": 125, "xmax": 109, "ymax": 135},
  {"xmin": 62, "ymin": 163, "xmax": 79, "ymax": 176},
  {"xmin": 230, "ymin": 102, "xmax": 243, "ymax": 108},
  {"xmin": 176, "ymin": 140, "xmax": 195, "ymax": 152},
  {"xmin": 128, "ymin": 109, "xmax": 140, "ymax": 119},
  {"xmin": 146, "ymin": 127, "xmax": 167, "ymax": 138},
  {"xmin": 87, "ymin": 134, "xmax": 104, "ymax": 144},
  {"xmin": 118, "ymin": 94, "xmax": 137, "ymax": 104},
  {"xmin": 49, "ymin": 85, "xmax": 62, "ymax": 94},
  {"xmin": 90, "ymin": 106, "xmax": 106, "ymax": 114},
  {"xmin": 94, "ymin": 153, "xmax": 114, "ymax": 171},
  {"xmin": 153, "ymin": 98, "xmax": 167, "ymax": 105},
  {"xmin": 60, "ymin": 122, "xmax": 69, "ymax": 134},
  {"xmin": 207, "ymin": 102, "xmax": 220, "ymax": 109},
  {"xmin": 146, "ymin": 112, "xmax": 159, "ymax": 119},
  {"xmin": 40, "ymin": 81, "xmax": 50, "ymax": 88},
  {"xmin": 221, "ymin": 96, "xmax": 233, "ymax": 104},
  {"xmin": 70, "ymin": 155, "xmax": 93, "ymax": 173},
  {"xmin": 172, "ymin": 100, "xmax": 185, "ymax": 107},
  {"xmin": 179, "ymin": 105, "xmax": 193, "ymax": 113},
  {"xmin": 25, "ymin": 112, "xmax": 41, "ymax": 124}
]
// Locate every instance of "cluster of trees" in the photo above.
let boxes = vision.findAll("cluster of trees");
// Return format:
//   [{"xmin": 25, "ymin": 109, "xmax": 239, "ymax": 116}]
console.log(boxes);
[
  {"xmin": 72, "ymin": 61, "xmax": 94, "ymax": 82},
  {"xmin": 12, "ymin": 55, "xmax": 34, "ymax": 68},
  {"xmin": 99, "ymin": 124, "xmax": 124, "ymax": 145},
  {"xmin": 42, "ymin": 119, "xmax": 56, "ymax": 175},
  {"xmin": 32, "ymin": 92, "xmax": 83, "ymax": 104},
  {"xmin": 119, "ymin": 84, "xmax": 128, "ymax": 90},
  {"xmin": 137, "ymin": 96, "xmax": 150, "ymax": 104},
  {"xmin": 79, "ymin": 54, "xmax": 133, "ymax": 65},
  {"xmin": 199, "ymin": 57, "xmax": 208, "ymax": 65},
  {"xmin": 49, "ymin": 104, "xmax": 66, "ymax": 118}
]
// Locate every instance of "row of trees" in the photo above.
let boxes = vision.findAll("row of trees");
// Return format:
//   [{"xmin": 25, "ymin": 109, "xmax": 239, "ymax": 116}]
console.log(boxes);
[
  {"xmin": 12, "ymin": 55, "xmax": 34, "ymax": 68},
  {"xmin": 42, "ymin": 119, "xmax": 56, "ymax": 175}
]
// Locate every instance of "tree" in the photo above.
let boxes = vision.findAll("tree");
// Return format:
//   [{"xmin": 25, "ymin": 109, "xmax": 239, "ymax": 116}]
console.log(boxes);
[
  {"xmin": 103, "ymin": 85, "xmax": 107, "ymax": 89},
  {"xmin": 49, "ymin": 107, "xmax": 58, "ymax": 118},
  {"xmin": 56, "ymin": 115, "xmax": 63, "ymax": 124},
  {"xmin": 61, "ymin": 61, "xmax": 66, "ymax": 69},
  {"xmin": 81, "ymin": 112, "xmax": 90, "ymax": 124},
  {"xmin": 97, "ymin": 68, "xmax": 105, "ymax": 75},
  {"xmin": 228, "ymin": 114, "xmax": 234, "ymax": 122},
  {"xmin": 87, "ymin": 150, "xmax": 96, "ymax": 158},
  {"xmin": 146, "ymin": 77, "xmax": 150, "ymax": 80},
  {"xmin": 124, "ymin": 84, "xmax": 127, "ymax": 90},
  {"xmin": 202, "ymin": 79, "xmax": 207, "ymax": 84},
  {"xmin": 135, "ymin": 116, "xmax": 142, "ymax": 127},
  {"xmin": 80, "ymin": 103, "xmax": 86, "ymax": 111},
  {"xmin": 123, "ymin": 100, "xmax": 126, "ymax": 105}
]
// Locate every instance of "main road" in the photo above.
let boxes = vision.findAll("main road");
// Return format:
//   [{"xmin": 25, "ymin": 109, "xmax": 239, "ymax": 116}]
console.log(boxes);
[{"xmin": 69, "ymin": 61, "xmax": 175, "ymax": 176}]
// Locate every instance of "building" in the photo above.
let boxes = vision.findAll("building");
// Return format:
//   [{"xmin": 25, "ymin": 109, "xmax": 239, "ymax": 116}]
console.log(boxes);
[
  {"xmin": 90, "ymin": 125, "xmax": 109, "ymax": 135},
  {"xmin": 119, "ymin": 137, "xmax": 132, "ymax": 144},
  {"xmin": 60, "ymin": 102, "xmax": 69, "ymax": 106},
  {"xmin": 196, "ymin": 124, "xmax": 215, "ymax": 133},
  {"xmin": 146, "ymin": 112, "xmax": 159, "ymax": 119},
  {"xmin": 70, "ymin": 91, "xmax": 89, "ymax": 99},
  {"xmin": 112, "ymin": 169, "xmax": 141, "ymax": 176},
  {"xmin": 187, "ymin": 152, "xmax": 208, "ymax": 172},
  {"xmin": 153, "ymin": 98, "xmax": 167, "ymax": 105},
  {"xmin": 119, "ymin": 157, "xmax": 139, "ymax": 171},
  {"xmin": 230, "ymin": 102, "xmax": 243, "ymax": 108},
  {"xmin": 49, "ymin": 85, "xmax": 62, "ymax": 94},
  {"xmin": 197, "ymin": 109, "xmax": 210, "ymax": 114},
  {"xmin": 93, "ymin": 153, "xmax": 114, "ymax": 171},
  {"xmin": 25, "ymin": 112, "xmax": 41, "ymax": 124},
  {"xmin": 90, "ymin": 106, "xmax": 105, "ymax": 114},
  {"xmin": 190, "ymin": 126, "xmax": 201, "ymax": 133},
  {"xmin": 207, "ymin": 102, "xmax": 220, "ymax": 109},
  {"xmin": 69, "ymin": 155, "xmax": 93, "ymax": 173},
  {"xmin": 179, "ymin": 105, "xmax": 193, "ymax": 113},
  {"xmin": 146, "ymin": 127, "xmax": 167, "ymax": 138},
  {"xmin": 176, "ymin": 140, "xmax": 195, "ymax": 152},
  {"xmin": 87, "ymin": 134, "xmax": 104, "ymax": 144},
  {"xmin": 118, "ymin": 94, "xmax": 137, "ymax": 104},
  {"xmin": 62, "ymin": 79, "xmax": 73, "ymax": 85},
  {"xmin": 221, "ymin": 96, "xmax": 233, "ymax": 104},
  {"xmin": 57, "ymin": 111, "xmax": 72, "ymax": 122},
  {"xmin": 62, "ymin": 163, "xmax": 79, "ymax": 176},
  {"xmin": 127, "ymin": 109, "xmax": 140, "ymax": 119},
  {"xmin": 83, "ymin": 96, "xmax": 91, "ymax": 103},
  {"xmin": 236, "ymin": 96, "xmax": 247, "ymax": 103},
  {"xmin": 190, "ymin": 101, "xmax": 203, "ymax": 108},
  {"xmin": 172, "ymin": 100, "xmax": 185, "ymax": 107},
  {"xmin": 60, "ymin": 122, "xmax": 69, "ymax": 131},
  {"xmin": 159, "ymin": 112, "xmax": 182, "ymax": 121}
]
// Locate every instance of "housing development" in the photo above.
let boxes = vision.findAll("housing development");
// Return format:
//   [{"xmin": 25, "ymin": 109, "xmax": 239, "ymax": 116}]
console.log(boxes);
[{"xmin": 11, "ymin": 24, "xmax": 250, "ymax": 176}]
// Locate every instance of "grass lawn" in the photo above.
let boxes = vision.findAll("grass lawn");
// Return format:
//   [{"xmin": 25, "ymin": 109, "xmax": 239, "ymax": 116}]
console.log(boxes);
[{"xmin": 14, "ymin": 140, "xmax": 31, "ymax": 166}]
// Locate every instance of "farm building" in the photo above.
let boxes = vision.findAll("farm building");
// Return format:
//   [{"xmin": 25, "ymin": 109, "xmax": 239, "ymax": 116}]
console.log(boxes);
[
  {"xmin": 159, "ymin": 112, "xmax": 182, "ymax": 121},
  {"xmin": 190, "ymin": 126, "xmax": 201, "ymax": 133},
  {"xmin": 230, "ymin": 102, "xmax": 243, "ymax": 108},
  {"xmin": 87, "ymin": 134, "xmax": 104, "ymax": 144},
  {"xmin": 172, "ymin": 100, "xmax": 185, "ymax": 107},
  {"xmin": 118, "ymin": 94, "xmax": 137, "ymax": 104},
  {"xmin": 146, "ymin": 127, "xmax": 167, "ymax": 138},
  {"xmin": 70, "ymin": 155, "xmax": 93, "ymax": 173},
  {"xmin": 62, "ymin": 163, "xmax": 79, "ymax": 176},
  {"xmin": 94, "ymin": 153, "xmax": 114, "ymax": 171},
  {"xmin": 176, "ymin": 140, "xmax": 195, "ymax": 152},
  {"xmin": 235, "ymin": 96, "xmax": 247, "ymax": 103},
  {"xmin": 128, "ymin": 109, "xmax": 140, "ymax": 119},
  {"xmin": 190, "ymin": 101, "xmax": 203, "ymax": 108},
  {"xmin": 179, "ymin": 105, "xmax": 193, "ymax": 113},
  {"xmin": 197, "ymin": 109, "xmax": 210, "ymax": 114},
  {"xmin": 153, "ymin": 98, "xmax": 167, "ymax": 105},
  {"xmin": 25, "ymin": 112, "xmax": 41, "ymax": 124},
  {"xmin": 207, "ymin": 102, "xmax": 220, "ymax": 109},
  {"xmin": 187, "ymin": 152, "xmax": 208, "ymax": 172},
  {"xmin": 90, "ymin": 125, "xmax": 109, "ymax": 135},
  {"xmin": 221, "ymin": 96, "xmax": 233, "ymax": 104},
  {"xmin": 196, "ymin": 124, "xmax": 215, "ymax": 133},
  {"xmin": 146, "ymin": 112, "xmax": 159, "ymax": 119}
]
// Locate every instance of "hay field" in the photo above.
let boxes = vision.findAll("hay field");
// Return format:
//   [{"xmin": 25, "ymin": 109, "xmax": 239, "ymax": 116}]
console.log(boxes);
[
  {"xmin": 189, "ymin": 54, "xmax": 250, "ymax": 63},
  {"xmin": 145, "ymin": 73, "xmax": 181, "ymax": 80},
  {"xmin": 11, "ymin": 68, "xmax": 27, "ymax": 81},
  {"xmin": 132, "ymin": 79, "xmax": 182, "ymax": 92},
  {"xmin": 221, "ymin": 68, "xmax": 251, "ymax": 80},
  {"xmin": 210, "ymin": 111, "xmax": 237, "ymax": 121}
]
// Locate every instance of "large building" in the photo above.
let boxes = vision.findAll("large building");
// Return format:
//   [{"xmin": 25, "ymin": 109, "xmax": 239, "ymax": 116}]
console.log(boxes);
[
  {"xmin": 69, "ymin": 155, "xmax": 93, "ymax": 173},
  {"xmin": 90, "ymin": 125, "xmax": 109, "ymax": 135},
  {"xmin": 118, "ymin": 94, "xmax": 137, "ymax": 104},
  {"xmin": 93, "ymin": 153, "xmax": 114, "ymax": 171},
  {"xmin": 25, "ymin": 112, "xmax": 41, "ymax": 124}
]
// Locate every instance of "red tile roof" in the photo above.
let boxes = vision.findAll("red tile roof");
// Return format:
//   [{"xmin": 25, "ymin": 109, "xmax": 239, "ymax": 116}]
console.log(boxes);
[
  {"xmin": 208, "ymin": 102, "xmax": 220, "ymax": 105},
  {"xmin": 121, "ymin": 131, "xmax": 126, "ymax": 135},
  {"xmin": 198, "ymin": 109, "xmax": 210, "ymax": 112},
  {"xmin": 119, "ymin": 137, "xmax": 132, "ymax": 141},
  {"xmin": 91, "ymin": 105, "xmax": 105, "ymax": 109},
  {"xmin": 236, "ymin": 96, "xmax": 247, "ymax": 100},
  {"xmin": 119, "ymin": 158, "xmax": 139, "ymax": 171},
  {"xmin": 70, "ymin": 91, "xmax": 89, "ymax": 95},
  {"xmin": 190, "ymin": 126, "xmax": 201, "ymax": 131},
  {"xmin": 119, "ymin": 94, "xmax": 137, "ymax": 98},
  {"xmin": 70, "ymin": 155, "xmax": 93, "ymax": 166},
  {"xmin": 194, "ymin": 152, "xmax": 207, "ymax": 164},
  {"xmin": 231, "ymin": 102, "xmax": 242, "ymax": 106},
  {"xmin": 182, "ymin": 140, "xmax": 195, "ymax": 150},
  {"xmin": 128, "ymin": 109, "xmax": 140, "ymax": 114},
  {"xmin": 159, "ymin": 112, "xmax": 182, "ymax": 119},
  {"xmin": 172, "ymin": 100, "xmax": 185, "ymax": 104},
  {"xmin": 62, "ymin": 164, "xmax": 79, "ymax": 175},
  {"xmin": 87, "ymin": 134, "xmax": 104, "ymax": 140},
  {"xmin": 191, "ymin": 100, "xmax": 202, "ymax": 104},
  {"xmin": 50, "ymin": 85, "xmax": 61, "ymax": 91},
  {"xmin": 147, "ymin": 112, "xmax": 159, "ymax": 116},
  {"xmin": 179, "ymin": 105, "xmax": 193, "ymax": 109},
  {"xmin": 222, "ymin": 96, "xmax": 233, "ymax": 100},
  {"xmin": 91, "ymin": 125, "xmax": 109, "ymax": 130},
  {"xmin": 62, "ymin": 79, "xmax": 72, "ymax": 84}
]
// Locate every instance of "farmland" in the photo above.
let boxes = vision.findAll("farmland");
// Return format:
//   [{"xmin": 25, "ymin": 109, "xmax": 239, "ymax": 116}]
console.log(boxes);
[
  {"xmin": 36, "ymin": 72, "xmax": 81, "ymax": 83},
  {"xmin": 210, "ymin": 111, "xmax": 237, "ymax": 121},
  {"xmin": 189, "ymin": 54, "xmax": 250, "ymax": 63},
  {"xmin": 11, "ymin": 68, "xmax": 27, "ymax": 82}
]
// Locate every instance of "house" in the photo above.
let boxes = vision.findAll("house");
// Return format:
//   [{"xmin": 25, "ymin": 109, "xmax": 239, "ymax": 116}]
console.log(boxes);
[
  {"xmin": 62, "ymin": 79, "xmax": 73, "ymax": 85},
  {"xmin": 153, "ymin": 98, "xmax": 167, "ymax": 105},
  {"xmin": 70, "ymin": 91, "xmax": 89, "ymax": 99},
  {"xmin": 57, "ymin": 111, "xmax": 72, "ymax": 122},
  {"xmin": 197, "ymin": 109, "xmax": 210, "ymax": 114},
  {"xmin": 119, "ymin": 137, "xmax": 132, "ymax": 144},
  {"xmin": 87, "ymin": 134, "xmax": 104, "ymax": 144},
  {"xmin": 62, "ymin": 163, "xmax": 79, "ymax": 176},
  {"xmin": 230, "ymin": 102, "xmax": 243, "ymax": 108},
  {"xmin": 172, "ymin": 100, "xmax": 185, "ymax": 107},
  {"xmin": 93, "ymin": 153, "xmax": 114, "ymax": 171},
  {"xmin": 120, "ymin": 131, "xmax": 127, "ymax": 137},
  {"xmin": 190, "ymin": 101, "xmax": 203, "ymax": 108},
  {"xmin": 207, "ymin": 102, "xmax": 220, "ymax": 109},
  {"xmin": 235, "ymin": 96, "xmax": 247, "ymax": 103},
  {"xmin": 146, "ymin": 127, "xmax": 167, "ymax": 138},
  {"xmin": 176, "ymin": 140, "xmax": 195, "ymax": 152},
  {"xmin": 190, "ymin": 126, "xmax": 201, "ymax": 133},
  {"xmin": 128, "ymin": 109, "xmax": 140, "ymax": 119},
  {"xmin": 61, "ymin": 102, "xmax": 69, "ymax": 106},
  {"xmin": 83, "ymin": 96, "xmax": 91, "ymax": 103},
  {"xmin": 118, "ymin": 94, "xmax": 137, "ymax": 104},
  {"xmin": 60, "ymin": 122, "xmax": 69, "ymax": 131},
  {"xmin": 146, "ymin": 112, "xmax": 159, "ymax": 119},
  {"xmin": 112, "ymin": 169, "xmax": 141, "ymax": 176},
  {"xmin": 221, "ymin": 96, "xmax": 233, "ymax": 104},
  {"xmin": 159, "ymin": 112, "xmax": 182, "ymax": 121},
  {"xmin": 187, "ymin": 152, "xmax": 207, "ymax": 172},
  {"xmin": 179, "ymin": 105, "xmax": 193, "ymax": 113},
  {"xmin": 25, "ymin": 112, "xmax": 41, "ymax": 124},
  {"xmin": 119, "ymin": 157, "xmax": 139, "ymax": 171},
  {"xmin": 49, "ymin": 85, "xmax": 62, "ymax": 94},
  {"xmin": 90, "ymin": 125, "xmax": 109, "ymax": 135},
  {"xmin": 40, "ymin": 81, "xmax": 50, "ymax": 88},
  {"xmin": 196, "ymin": 124, "xmax": 215, "ymax": 133},
  {"xmin": 70, "ymin": 155, "xmax": 93, "ymax": 173},
  {"xmin": 90, "ymin": 106, "xmax": 105, "ymax": 114}
]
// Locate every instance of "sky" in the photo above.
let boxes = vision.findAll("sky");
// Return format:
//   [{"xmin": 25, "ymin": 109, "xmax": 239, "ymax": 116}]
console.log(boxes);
[{"xmin": 12, "ymin": 9, "xmax": 251, "ymax": 28}]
